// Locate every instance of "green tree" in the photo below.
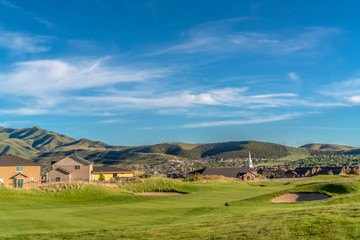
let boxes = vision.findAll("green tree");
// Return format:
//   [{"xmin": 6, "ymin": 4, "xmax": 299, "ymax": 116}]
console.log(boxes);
[{"xmin": 98, "ymin": 171, "xmax": 105, "ymax": 181}]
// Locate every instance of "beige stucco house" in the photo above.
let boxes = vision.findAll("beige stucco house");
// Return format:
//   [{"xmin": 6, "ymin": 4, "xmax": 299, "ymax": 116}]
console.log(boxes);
[
  {"xmin": 46, "ymin": 155, "xmax": 93, "ymax": 182},
  {"xmin": 0, "ymin": 154, "xmax": 41, "ymax": 188}
]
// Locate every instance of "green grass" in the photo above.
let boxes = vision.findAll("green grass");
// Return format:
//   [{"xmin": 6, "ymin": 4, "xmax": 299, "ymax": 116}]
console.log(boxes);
[{"xmin": 2, "ymin": 176, "xmax": 360, "ymax": 239}]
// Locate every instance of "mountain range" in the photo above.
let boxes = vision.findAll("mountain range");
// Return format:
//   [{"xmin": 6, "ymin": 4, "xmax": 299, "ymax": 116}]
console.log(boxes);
[{"xmin": 0, "ymin": 126, "xmax": 359, "ymax": 167}]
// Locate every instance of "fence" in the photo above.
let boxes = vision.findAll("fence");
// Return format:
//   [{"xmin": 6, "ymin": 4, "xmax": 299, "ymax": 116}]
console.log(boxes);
[
  {"xmin": 0, "ymin": 177, "xmax": 137, "ymax": 190},
  {"xmin": 1, "ymin": 180, "xmax": 41, "ymax": 189}
]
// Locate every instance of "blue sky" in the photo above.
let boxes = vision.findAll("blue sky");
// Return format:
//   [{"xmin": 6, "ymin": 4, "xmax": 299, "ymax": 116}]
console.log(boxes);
[{"xmin": 1, "ymin": 0, "xmax": 360, "ymax": 147}]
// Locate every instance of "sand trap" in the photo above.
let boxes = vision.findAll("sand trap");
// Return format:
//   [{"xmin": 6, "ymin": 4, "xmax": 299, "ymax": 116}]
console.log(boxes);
[
  {"xmin": 134, "ymin": 192, "xmax": 185, "ymax": 196},
  {"xmin": 272, "ymin": 193, "xmax": 331, "ymax": 203}
]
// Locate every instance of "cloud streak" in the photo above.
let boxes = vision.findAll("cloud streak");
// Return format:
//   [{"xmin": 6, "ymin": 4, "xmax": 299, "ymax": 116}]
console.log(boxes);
[
  {"xmin": 0, "ymin": 28, "xmax": 50, "ymax": 53},
  {"xmin": 153, "ymin": 18, "xmax": 340, "ymax": 56},
  {"xmin": 180, "ymin": 113, "xmax": 304, "ymax": 128},
  {"xmin": 0, "ymin": 57, "xmax": 170, "ymax": 97}
]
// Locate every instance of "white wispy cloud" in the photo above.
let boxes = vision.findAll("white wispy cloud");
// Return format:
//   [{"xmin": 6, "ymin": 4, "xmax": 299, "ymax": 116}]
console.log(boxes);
[
  {"xmin": 0, "ymin": 28, "xmax": 50, "ymax": 53},
  {"xmin": 0, "ymin": 120, "xmax": 30, "ymax": 127},
  {"xmin": 288, "ymin": 72, "xmax": 301, "ymax": 83},
  {"xmin": 153, "ymin": 17, "xmax": 339, "ymax": 56},
  {"xmin": 179, "ymin": 113, "xmax": 304, "ymax": 128},
  {"xmin": 77, "ymin": 87, "xmax": 299, "ymax": 110},
  {"xmin": 97, "ymin": 119, "xmax": 124, "ymax": 124},
  {"xmin": 0, "ymin": 57, "xmax": 170, "ymax": 97},
  {"xmin": 321, "ymin": 78, "xmax": 360, "ymax": 105},
  {"xmin": 0, "ymin": 57, "xmax": 172, "ymax": 115},
  {"xmin": 0, "ymin": 108, "xmax": 48, "ymax": 115}
]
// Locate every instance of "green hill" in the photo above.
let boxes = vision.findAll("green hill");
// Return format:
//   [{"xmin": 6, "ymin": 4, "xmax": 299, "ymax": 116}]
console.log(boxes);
[
  {"xmin": 0, "ymin": 126, "xmax": 77, "ymax": 152},
  {"xmin": 34, "ymin": 140, "xmax": 303, "ymax": 166},
  {"xmin": 301, "ymin": 143, "xmax": 358, "ymax": 151},
  {"xmin": 6, "ymin": 126, "xmax": 360, "ymax": 167},
  {"xmin": 0, "ymin": 139, "xmax": 39, "ymax": 159}
]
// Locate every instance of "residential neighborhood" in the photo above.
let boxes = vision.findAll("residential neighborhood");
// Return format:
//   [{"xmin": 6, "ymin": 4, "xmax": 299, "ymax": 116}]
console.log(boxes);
[{"xmin": 1, "ymin": 151, "xmax": 359, "ymax": 189}]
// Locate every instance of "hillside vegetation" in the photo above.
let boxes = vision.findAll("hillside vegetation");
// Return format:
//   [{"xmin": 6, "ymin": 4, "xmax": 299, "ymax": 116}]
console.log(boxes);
[
  {"xmin": 2, "ymin": 126, "xmax": 360, "ymax": 166},
  {"xmin": 301, "ymin": 143, "xmax": 358, "ymax": 151}
]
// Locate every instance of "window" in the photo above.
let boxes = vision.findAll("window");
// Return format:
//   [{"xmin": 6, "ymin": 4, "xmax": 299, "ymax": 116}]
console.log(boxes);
[
  {"xmin": 30, "ymin": 177, "xmax": 34, "ymax": 183},
  {"xmin": 56, "ymin": 177, "xmax": 61, "ymax": 182},
  {"xmin": 16, "ymin": 166, "xmax": 23, "ymax": 172},
  {"xmin": 75, "ymin": 165, "xmax": 80, "ymax": 170}
]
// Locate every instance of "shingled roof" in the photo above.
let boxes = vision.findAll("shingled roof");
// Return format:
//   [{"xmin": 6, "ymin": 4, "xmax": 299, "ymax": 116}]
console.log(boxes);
[
  {"xmin": 93, "ymin": 166, "xmax": 131, "ymax": 173},
  {"xmin": 54, "ymin": 167, "xmax": 71, "ymax": 175},
  {"xmin": 67, "ymin": 155, "xmax": 93, "ymax": 166},
  {"xmin": 317, "ymin": 167, "xmax": 344, "ymax": 175},
  {"xmin": 0, "ymin": 154, "xmax": 40, "ymax": 166},
  {"xmin": 189, "ymin": 167, "xmax": 255, "ymax": 178}
]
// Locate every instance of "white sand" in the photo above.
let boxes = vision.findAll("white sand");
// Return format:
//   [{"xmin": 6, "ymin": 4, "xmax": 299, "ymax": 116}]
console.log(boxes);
[{"xmin": 272, "ymin": 193, "xmax": 331, "ymax": 202}]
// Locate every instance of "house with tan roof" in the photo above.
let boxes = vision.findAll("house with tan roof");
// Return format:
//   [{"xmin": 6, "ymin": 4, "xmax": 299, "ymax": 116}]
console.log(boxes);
[
  {"xmin": 46, "ymin": 155, "xmax": 93, "ymax": 182},
  {"xmin": 92, "ymin": 166, "xmax": 134, "ymax": 181},
  {"xmin": 187, "ymin": 167, "xmax": 258, "ymax": 181},
  {"xmin": 0, "ymin": 154, "xmax": 41, "ymax": 188}
]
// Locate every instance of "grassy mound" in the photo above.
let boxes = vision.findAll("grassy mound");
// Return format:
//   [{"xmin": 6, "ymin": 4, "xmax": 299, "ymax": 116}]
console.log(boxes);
[{"xmin": 122, "ymin": 177, "xmax": 194, "ymax": 193}]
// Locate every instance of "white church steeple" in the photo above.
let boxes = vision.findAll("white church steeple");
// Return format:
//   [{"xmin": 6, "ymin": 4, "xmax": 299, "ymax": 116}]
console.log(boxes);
[{"xmin": 248, "ymin": 150, "xmax": 254, "ymax": 168}]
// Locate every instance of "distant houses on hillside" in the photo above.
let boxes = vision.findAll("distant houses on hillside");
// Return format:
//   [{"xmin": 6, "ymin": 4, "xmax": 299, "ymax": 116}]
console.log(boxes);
[
  {"xmin": 186, "ymin": 167, "xmax": 258, "ymax": 181},
  {"xmin": 1, "ymin": 152, "xmax": 360, "ymax": 189},
  {"xmin": 169, "ymin": 164, "xmax": 359, "ymax": 180}
]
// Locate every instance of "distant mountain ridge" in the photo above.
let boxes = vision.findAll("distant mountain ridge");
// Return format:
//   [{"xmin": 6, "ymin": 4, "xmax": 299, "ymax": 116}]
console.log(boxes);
[
  {"xmin": 0, "ymin": 126, "xmax": 115, "ymax": 159},
  {"xmin": 1, "ymin": 126, "xmax": 359, "ymax": 166}
]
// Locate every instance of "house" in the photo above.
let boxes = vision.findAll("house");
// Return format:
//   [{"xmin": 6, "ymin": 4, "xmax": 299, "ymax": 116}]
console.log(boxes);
[
  {"xmin": 316, "ymin": 167, "xmax": 345, "ymax": 175},
  {"xmin": 0, "ymin": 154, "xmax": 41, "ymax": 188},
  {"xmin": 293, "ymin": 167, "xmax": 318, "ymax": 177},
  {"xmin": 187, "ymin": 167, "xmax": 257, "ymax": 180},
  {"xmin": 92, "ymin": 166, "xmax": 134, "ymax": 181},
  {"xmin": 237, "ymin": 172, "xmax": 257, "ymax": 181},
  {"xmin": 284, "ymin": 170, "xmax": 298, "ymax": 178},
  {"xmin": 46, "ymin": 155, "xmax": 93, "ymax": 182}
]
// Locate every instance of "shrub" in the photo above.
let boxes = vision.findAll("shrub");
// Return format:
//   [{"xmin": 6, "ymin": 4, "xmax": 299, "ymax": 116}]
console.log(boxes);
[
  {"xmin": 183, "ymin": 173, "xmax": 204, "ymax": 182},
  {"xmin": 349, "ymin": 168, "xmax": 359, "ymax": 175},
  {"xmin": 139, "ymin": 173, "xmax": 153, "ymax": 179},
  {"xmin": 98, "ymin": 171, "xmax": 105, "ymax": 181}
]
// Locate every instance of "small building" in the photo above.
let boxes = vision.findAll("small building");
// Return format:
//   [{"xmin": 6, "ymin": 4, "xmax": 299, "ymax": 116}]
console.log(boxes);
[
  {"xmin": 46, "ymin": 155, "xmax": 93, "ymax": 182},
  {"xmin": 187, "ymin": 167, "xmax": 257, "ymax": 180},
  {"xmin": 92, "ymin": 166, "xmax": 134, "ymax": 181},
  {"xmin": 0, "ymin": 154, "xmax": 41, "ymax": 188},
  {"xmin": 284, "ymin": 170, "xmax": 298, "ymax": 178},
  {"xmin": 237, "ymin": 172, "xmax": 257, "ymax": 181}
]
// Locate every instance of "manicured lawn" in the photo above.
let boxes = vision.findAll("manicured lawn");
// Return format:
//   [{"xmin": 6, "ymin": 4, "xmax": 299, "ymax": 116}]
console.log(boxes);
[{"xmin": 1, "ymin": 176, "xmax": 360, "ymax": 239}]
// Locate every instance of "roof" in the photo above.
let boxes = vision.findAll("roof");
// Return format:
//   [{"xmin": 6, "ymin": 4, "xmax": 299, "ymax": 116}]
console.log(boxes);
[
  {"xmin": 317, "ymin": 167, "xmax": 344, "ymax": 175},
  {"xmin": 0, "ymin": 154, "xmax": 40, "ymax": 166},
  {"xmin": 54, "ymin": 155, "xmax": 93, "ymax": 166},
  {"xmin": 197, "ymin": 167, "xmax": 255, "ymax": 178},
  {"xmin": 9, "ymin": 173, "xmax": 28, "ymax": 179},
  {"xmin": 93, "ymin": 166, "xmax": 131, "ymax": 173},
  {"xmin": 294, "ymin": 167, "xmax": 313, "ymax": 175},
  {"xmin": 54, "ymin": 167, "xmax": 72, "ymax": 175},
  {"xmin": 284, "ymin": 170, "xmax": 298, "ymax": 176},
  {"xmin": 237, "ymin": 172, "xmax": 257, "ymax": 177}
]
